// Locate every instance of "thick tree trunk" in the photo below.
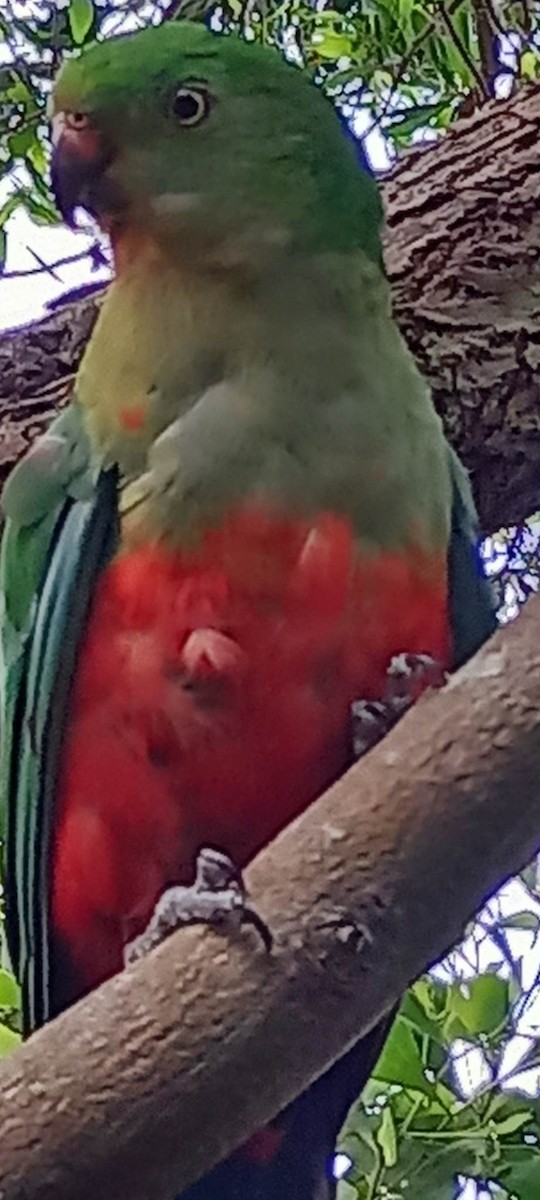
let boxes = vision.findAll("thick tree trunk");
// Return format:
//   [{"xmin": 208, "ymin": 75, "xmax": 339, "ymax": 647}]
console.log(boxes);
[{"xmin": 2, "ymin": 83, "xmax": 540, "ymax": 531}]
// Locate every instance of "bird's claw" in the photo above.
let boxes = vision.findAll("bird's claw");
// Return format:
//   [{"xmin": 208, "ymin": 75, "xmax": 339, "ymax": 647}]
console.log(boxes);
[
  {"xmin": 124, "ymin": 847, "xmax": 272, "ymax": 965},
  {"xmin": 125, "ymin": 655, "xmax": 444, "ymax": 964},
  {"xmin": 351, "ymin": 651, "xmax": 447, "ymax": 759}
]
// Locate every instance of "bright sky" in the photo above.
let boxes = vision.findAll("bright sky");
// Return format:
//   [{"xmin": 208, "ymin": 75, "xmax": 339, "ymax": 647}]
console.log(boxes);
[{"xmin": 0, "ymin": 208, "xmax": 111, "ymax": 329}]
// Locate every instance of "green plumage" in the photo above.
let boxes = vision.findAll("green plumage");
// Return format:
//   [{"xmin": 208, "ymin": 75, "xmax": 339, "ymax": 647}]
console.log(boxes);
[
  {"xmin": 1, "ymin": 408, "xmax": 118, "ymax": 1029},
  {"xmin": 0, "ymin": 22, "xmax": 497, "ymax": 1199},
  {"xmin": 55, "ymin": 22, "xmax": 383, "ymax": 260},
  {"xmin": 447, "ymin": 448, "xmax": 496, "ymax": 666}
]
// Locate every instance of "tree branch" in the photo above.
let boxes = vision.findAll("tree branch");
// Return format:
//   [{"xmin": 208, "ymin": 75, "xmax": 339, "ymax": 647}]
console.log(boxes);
[
  {"xmin": 471, "ymin": 0, "xmax": 500, "ymax": 93},
  {"xmin": 0, "ymin": 597, "xmax": 539, "ymax": 1200}
]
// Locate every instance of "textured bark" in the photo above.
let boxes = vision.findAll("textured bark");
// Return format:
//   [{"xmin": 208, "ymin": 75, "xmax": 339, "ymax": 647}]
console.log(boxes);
[
  {"xmin": 0, "ymin": 600, "xmax": 539, "ymax": 1200},
  {"xmin": 384, "ymin": 81, "xmax": 540, "ymax": 533},
  {"xmin": 0, "ymin": 295, "xmax": 98, "ymax": 491},
  {"xmin": 2, "ymin": 85, "xmax": 540, "ymax": 531}
]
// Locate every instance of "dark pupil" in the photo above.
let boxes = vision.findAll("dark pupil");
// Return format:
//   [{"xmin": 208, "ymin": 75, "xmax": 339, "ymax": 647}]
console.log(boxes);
[{"xmin": 175, "ymin": 90, "xmax": 201, "ymax": 122}]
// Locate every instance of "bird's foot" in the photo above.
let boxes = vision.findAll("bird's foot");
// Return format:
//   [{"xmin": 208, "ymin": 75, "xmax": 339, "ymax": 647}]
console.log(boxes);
[
  {"xmin": 351, "ymin": 652, "xmax": 447, "ymax": 759},
  {"xmin": 124, "ymin": 847, "xmax": 272, "ymax": 965}
]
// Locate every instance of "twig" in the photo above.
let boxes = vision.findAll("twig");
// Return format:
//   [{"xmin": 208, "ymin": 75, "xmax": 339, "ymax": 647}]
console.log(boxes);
[
  {"xmin": 366, "ymin": 0, "xmax": 469, "ymax": 136},
  {"xmin": 2, "ymin": 244, "xmax": 109, "ymax": 281},
  {"xmin": 438, "ymin": 0, "xmax": 490, "ymax": 99},
  {"xmin": 471, "ymin": 0, "xmax": 501, "ymax": 96},
  {"xmin": 26, "ymin": 246, "xmax": 62, "ymax": 282},
  {"xmin": 167, "ymin": 0, "xmax": 214, "ymax": 22}
]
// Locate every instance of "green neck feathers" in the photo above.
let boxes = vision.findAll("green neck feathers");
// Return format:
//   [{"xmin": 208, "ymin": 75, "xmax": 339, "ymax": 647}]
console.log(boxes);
[{"xmin": 75, "ymin": 243, "xmax": 452, "ymax": 554}]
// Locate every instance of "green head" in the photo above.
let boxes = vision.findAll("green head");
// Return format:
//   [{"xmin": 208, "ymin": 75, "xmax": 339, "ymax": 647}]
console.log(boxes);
[{"xmin": 51, "ymin": 22, "xmax": 382, "ymax": 262}]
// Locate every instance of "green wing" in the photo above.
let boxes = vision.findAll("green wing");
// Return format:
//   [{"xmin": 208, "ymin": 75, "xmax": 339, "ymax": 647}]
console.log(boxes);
[
  {"xmin": 0, "ymin": 406, "xmax": 118, "ymax": 1033},
  {"xmin": 447, "ymin": 446, "xmax": 497, "ymax": 668}
]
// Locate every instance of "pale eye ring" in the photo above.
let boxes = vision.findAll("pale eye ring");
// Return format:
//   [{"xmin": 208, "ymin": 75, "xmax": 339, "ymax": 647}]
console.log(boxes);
[
  {"xmin": 65, "ymin": 111, "xmax": 91, "ymax": 131},
  {"xmin": 172, "ymin": 86, "xmax": 210, "ymax": 127}
]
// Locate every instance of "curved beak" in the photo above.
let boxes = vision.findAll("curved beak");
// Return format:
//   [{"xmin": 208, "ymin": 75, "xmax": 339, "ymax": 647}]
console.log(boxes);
[{"xmin": 50, "ymin": 114, "xmax": 116, "ymax": 228}]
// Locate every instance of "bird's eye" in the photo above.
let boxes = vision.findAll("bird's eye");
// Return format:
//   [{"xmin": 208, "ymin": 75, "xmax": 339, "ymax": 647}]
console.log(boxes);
[
  {"xmin": 65, "ymin": 111, "xmax": 91, "ymax": 131},
  {"xmin": 172, "ymin": 86, "xmax": 210, "ymax": 127}
]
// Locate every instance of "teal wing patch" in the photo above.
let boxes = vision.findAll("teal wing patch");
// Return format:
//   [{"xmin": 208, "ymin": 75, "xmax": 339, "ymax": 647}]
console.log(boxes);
[
  {"xmin": 447, "ymin": 446, "xmax": 497, "ymax": 668},
  {"xmin": 0, "ymin": 407, "xmax": 118, "ymax": 1033},
  {"xmin": 2, "ymin": 404, "xmax": 96, "ymax": 534}
]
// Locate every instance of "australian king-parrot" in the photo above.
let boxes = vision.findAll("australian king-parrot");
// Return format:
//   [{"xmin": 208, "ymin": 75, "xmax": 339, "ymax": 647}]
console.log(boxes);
[{"xmin": 0, "ymin": 21, "xmax": 496, "ymax": 1200}]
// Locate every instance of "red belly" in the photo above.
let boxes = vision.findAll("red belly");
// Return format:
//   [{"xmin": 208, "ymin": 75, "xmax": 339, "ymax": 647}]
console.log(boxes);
[{"xmin": 52, "ymin": 508, "xmax": 450, "ymax": 996}]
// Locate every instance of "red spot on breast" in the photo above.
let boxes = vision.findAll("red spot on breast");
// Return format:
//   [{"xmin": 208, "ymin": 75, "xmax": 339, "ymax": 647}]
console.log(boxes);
[{"xmin": 118, "ymin": 405, "xmax": 146, "ymax": 432}]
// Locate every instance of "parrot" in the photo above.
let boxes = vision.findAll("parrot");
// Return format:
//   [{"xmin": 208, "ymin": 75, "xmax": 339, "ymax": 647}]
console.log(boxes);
[{"xmin": 0, "ymin": 20, "xmax": 496, "ymax": 1200}]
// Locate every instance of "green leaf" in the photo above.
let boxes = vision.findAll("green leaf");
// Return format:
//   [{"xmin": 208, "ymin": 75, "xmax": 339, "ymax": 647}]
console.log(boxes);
[
  {"xmin": 336, "ymin": 1182, "xmax": 358, "ymax": 1200},
  {"xmin": 500, "ymin": 911, "xmax": 540, "ymax": 932},
  {"xmin": 0, "ymin": 1022, "xmax": 20, "ymax": 1055},
  {"xmin": 0, "ymin": 968, "xmax": 20, "ymax": 1009},
  {"xmin": 490, "ymin": 1109, "xmax": 533, "ymax": 1137},
  {"xmin": 338, "ymin": 1108, "xmax": 380, "ymax": 1188},
  {"xmin": 446, "ymin": 976, "xmax": 509, "ymax": 1036},
  {"xmin": 68, "ymin": 0, "xmax": 94, "ymax": 45},
  {"xmin": 376, "ymin": 1106, "xmax": 397, "ymax": 1167},
  {"xmin": 373, "ymin": 1017, "xmax": 432, "ymax": 1094},
  {"xmin": 310, "ymin": 29, "xmax": 353, "ymax": 60},
  {"xmin": 24, "ymin": 192, "xmax": 58, "ymax": 225},
  {"xmin": 397, "ymin": 0, "xmax": 414, "ymax": 35},
  {"xmin": 519, "ymin": 861, "xmax": 538, "ymax": 892},
  {"xmin": 503, "ymin": 1158, "xmax": 540, "ymax": 1200},
  {"xmin": 27, "ymin": 137, "xmax": 48, "ymax": 179},
  {"xmin": 7, "ymin": 126, "xmax": 36, "ymax": 158},
  {"xmin": 400, "ymin": 982, "xmax": 446, "ymax": 1043},
  {"xmin": 520, "ymin": 50, "xmax": 539, "ymax": 81}
]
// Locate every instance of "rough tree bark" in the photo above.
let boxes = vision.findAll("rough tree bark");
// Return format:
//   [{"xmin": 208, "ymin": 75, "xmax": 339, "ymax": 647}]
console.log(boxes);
[
  {"xmin": 384, "ymin": 82, "xmax": 540, "ymax": 532},
  {"xmin": 0, "ymin": 601, "xmax": 539, "ymax": 1199},
  {"xmin": 2, "ymin": 82, "xmax": 540, "ymax": 531}
]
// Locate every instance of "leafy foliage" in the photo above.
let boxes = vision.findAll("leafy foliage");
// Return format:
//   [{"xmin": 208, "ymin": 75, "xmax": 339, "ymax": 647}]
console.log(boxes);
[
  {"xmin": 484, "ymin": 518, "xmax": 540, "ymax": 623},
  {"xmin": 338, "ymin": 935, "xmax": 540, "ymax": 1199}
]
